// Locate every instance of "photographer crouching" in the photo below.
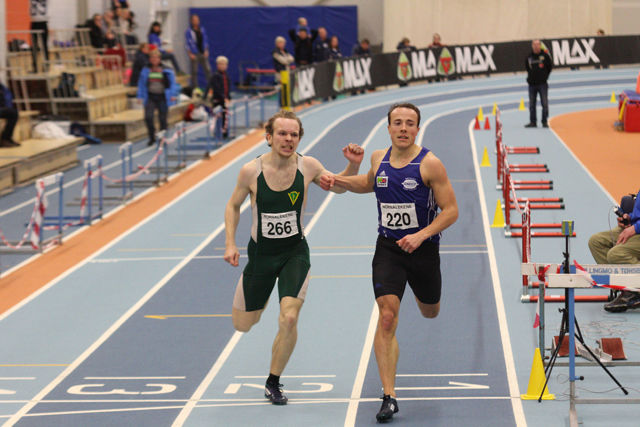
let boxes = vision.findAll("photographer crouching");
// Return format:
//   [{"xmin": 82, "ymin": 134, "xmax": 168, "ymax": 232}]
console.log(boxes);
[{"xmin": 588, "ymin": 190, "xmax": 640, "ymax": 312}]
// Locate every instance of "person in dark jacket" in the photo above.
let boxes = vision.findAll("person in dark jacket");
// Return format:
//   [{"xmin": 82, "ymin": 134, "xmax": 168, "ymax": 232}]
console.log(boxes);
[
  {"xmin": 148, "ymin": 21, "xmax": 181, "ymax": 72},
  {"xmin": 87, "ymin": 14, "xmax": 106, "ymax": 49},
  {"xmin": 396, "ymin": 37, "xmax": 416, "ymax": 52},
  {"xmin": 0, "ymin": 83, "xmax": 20, "ymax": 147},
  {"xmin": 352, "ymin": 38, "xmax": 371, "ymax": 56},
  {"xmin": 288, "ymin": 27, "xmax": 317, "ymax": 66},
  {"xmin": 206, "ymin": 56, "xmax": 231, "ymax": 138},
  {"xmin": 524, "ymin": 39, "xmax": 552, "ymax": 128},
  {"xmin": 312, "ymin": 27, "xmax": 330, "ymax": 63},
  {"xmin": 328, "ymin": 35, "xmax": 342, "ymax": 60},
  {"xmin": 130, "ymin": 42, "xmax": 150, "ymax": 87},
  {"xmin": 185, "ymin": 14, "xmax": 211, "ymax": 89}
]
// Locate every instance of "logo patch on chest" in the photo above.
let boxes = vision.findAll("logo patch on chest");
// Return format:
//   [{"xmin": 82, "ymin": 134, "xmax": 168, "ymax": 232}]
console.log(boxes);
[
  {"xmin": 287, "ymin": 191, "xmax": 300, "ymax": 205},
  {"xmin": 402, "ymin": 177, "xmax": 419, "ymax": 190},
  {"xmin": 376, "ymin": 176, "xmax": 388, "ymax": 187}
]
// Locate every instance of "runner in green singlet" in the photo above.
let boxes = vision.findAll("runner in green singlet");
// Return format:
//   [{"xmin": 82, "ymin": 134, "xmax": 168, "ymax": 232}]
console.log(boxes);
[{"xmin": 224, "ymin": 110, "xmax": 364, "ymax": 405}]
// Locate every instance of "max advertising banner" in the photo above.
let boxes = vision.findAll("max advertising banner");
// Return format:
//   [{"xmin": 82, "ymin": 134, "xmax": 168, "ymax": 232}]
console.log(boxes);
[{"xmin": 291, "ymin": 35, "xmax": 640, "ymax": 105}]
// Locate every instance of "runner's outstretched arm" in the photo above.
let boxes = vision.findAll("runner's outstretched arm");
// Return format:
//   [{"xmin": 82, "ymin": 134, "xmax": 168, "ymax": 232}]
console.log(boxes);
[{"xmin": 224, "ymin": 163, "xmax": 253, "ymax": 266}]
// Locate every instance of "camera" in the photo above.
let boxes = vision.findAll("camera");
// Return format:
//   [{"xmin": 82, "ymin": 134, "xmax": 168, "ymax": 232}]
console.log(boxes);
[{"xmin": 614, "ymin": 194, "xmax": 636, "ymax": 225}]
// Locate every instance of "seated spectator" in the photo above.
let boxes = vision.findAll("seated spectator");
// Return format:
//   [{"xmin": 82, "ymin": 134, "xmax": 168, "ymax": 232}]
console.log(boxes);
[
  {"xmin": 148, "ymin": 21, "xmax": 182, "ymax": 72},
  {"xmin": 288, "ymin": 27, "xmax": 317, "ymax": 66},
  {"xmin": 352, "ymin": 38, "xmax": 371, "ymax": 56},
  {"xmin": 103, "ymin": 10, "xmax": 116, "ymax": 33},
  {"xmin": 120, "ymin": 8, "xmax": 139, "ymax": 46},
  {"xmin": 429, "ymin": 33, "xmax": 444, "ymax": 48},
  {"xmin": 313, "ymin": 27, "xmax": 330, "ymax": 63},
  {"xmin": 273, "ymin": 36, "xmax": 294, "ymax": 73},
  {"xmin": 104, "ymin": 29, "xmax": 118, "ymax": 49},
  {"xmin": 0, "ymin": 82, "xmax": 20, "ymax": 148},
  {"xmin": 130, "ymin": 42, "xmax": 151, "ymax": 87},
  {"xmin": 137, "ymin": 49, "xmax": 180, "ymax": 146},
  {"xmin": 328, "ymin": 35, "xmax": 342, "ymax": 60},
  {"xmin": 185, "ymin": 14, "xmax": 211, "ymax": 89},
  {"xmin": 87, "ymin": 14, "xmax": 106, "ymax": 49},
  {"xmin": 206, "ymin": 56, "xmax": 231, "ymax": 138},
  {"xmin": 397, "ymin": 37, "xmax": 416, "ymax": 52}
]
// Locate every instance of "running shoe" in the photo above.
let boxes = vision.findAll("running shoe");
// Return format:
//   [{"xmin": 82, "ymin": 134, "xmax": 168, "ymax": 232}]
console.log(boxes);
[
  {"xmin": 376, "ymin": 394, "xmax": 399, "ymax": 422},
  {"xmin": 604, "ymin": 291, "xmax": 640, "ymax": 312},
  {"xmin": 265, "ymin": 382, "xmax": 288, "ymax": 405},
  {"xmin": 524, "ymin": 122, "xmax": 537, "ymax": 128},
  {"xmin": 541, "ymin": 121, "xmax": 549, "ymax": 128}
]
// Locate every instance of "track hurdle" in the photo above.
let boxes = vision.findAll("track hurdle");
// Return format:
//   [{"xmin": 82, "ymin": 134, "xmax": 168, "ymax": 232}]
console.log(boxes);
[
  {"xmin": 104, "ymin": 141, "xmax": 134, "ymax": 203},
  {"xmin": 0, "ymin": 174, "xmax": 53, "ymax": 256},
  {"xmin": 47, "ymin": 155, "xmax": 104, "ymax": 234}
]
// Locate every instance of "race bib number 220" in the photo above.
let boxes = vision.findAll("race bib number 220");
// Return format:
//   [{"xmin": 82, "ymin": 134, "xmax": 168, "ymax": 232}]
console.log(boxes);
[
  {"xmin": 380, "ymin": 203, "xmax": 419, "ymax": 230},
  {"xmin": 261, "ymin": 211, "xmax": 299, "ymax": 238}
]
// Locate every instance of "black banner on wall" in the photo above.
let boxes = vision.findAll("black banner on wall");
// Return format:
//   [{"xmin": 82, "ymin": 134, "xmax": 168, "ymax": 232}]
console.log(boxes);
[{"xmin": 290, "ymin": 35, "xmax": 640, "ymax": 105}]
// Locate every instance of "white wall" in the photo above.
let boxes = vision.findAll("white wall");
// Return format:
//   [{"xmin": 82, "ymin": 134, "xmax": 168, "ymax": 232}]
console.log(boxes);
[
  {"xmin": 613, "ymin": 0, "xmax": 640, "ymax": 35},
  {"xmin": 383, "ymin": 0, "xmax": 613, "ymax": 52}
]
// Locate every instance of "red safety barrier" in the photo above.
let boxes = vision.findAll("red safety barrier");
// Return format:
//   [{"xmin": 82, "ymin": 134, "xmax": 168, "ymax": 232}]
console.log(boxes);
[
  {"xmin": 515, "ymin": 197, "xmax": 562, "ymax": 203},
  {"xmin": 509, "ymin": 231, "xmax": 576, "ymax": 238},
  {"xmin": 510, "ymin": 222, "xmax": 563, "ymax": 229},
  {"xmin": 509, "ymin": 203, "xmax": 564, "ymax": 210},
  {"xmin": 507, "ymin": 147, "xmax": 540, "ymax": 154},
  {"xmin": 513, "ymin": 179, "xmax": 552, "ymax": 185},
  {"xmin": 513, "ymin": 185, "xmax": 553, "ymax": 190}
]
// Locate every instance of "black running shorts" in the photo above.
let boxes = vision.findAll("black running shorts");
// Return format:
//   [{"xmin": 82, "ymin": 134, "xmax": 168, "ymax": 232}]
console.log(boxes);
[{"xmin": 372, "ymin": 234, "xmax": 441, "ymax": 304}]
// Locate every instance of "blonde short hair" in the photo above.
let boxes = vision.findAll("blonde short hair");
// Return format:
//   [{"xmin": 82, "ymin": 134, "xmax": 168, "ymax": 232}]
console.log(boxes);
[
  {"xmin": 216, "ymin": 55, "xmax": 228, "ymax": 64},
  {"xmin": 275, "ymin": 36, "xmax": 286, "ymax": 45}
]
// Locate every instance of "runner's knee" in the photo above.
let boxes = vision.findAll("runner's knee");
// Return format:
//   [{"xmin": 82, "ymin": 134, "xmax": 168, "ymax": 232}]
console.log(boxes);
[{"xmin": 379, "ymin": 309, "xmax": 397, "ymax": 332}]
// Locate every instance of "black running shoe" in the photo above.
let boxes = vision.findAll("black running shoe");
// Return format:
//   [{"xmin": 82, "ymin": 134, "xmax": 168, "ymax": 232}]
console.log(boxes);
[
  {"xmin": 604, "ymin": 291, "xmax": 640, "ymax": 313},
  {"xmin": 376, "ymin": 394, "xmax": 399, "ymax": 422},
  {"xmin": 524, "ymin": 122, "xmax": 537, "ymax": 128},
  {"xmin": 541, "ymin": 121, "xmax": 549, "ymax": 128},
  {"xmin": 265, "ymin": 382, "xmax": 288, "ymax": 405}
]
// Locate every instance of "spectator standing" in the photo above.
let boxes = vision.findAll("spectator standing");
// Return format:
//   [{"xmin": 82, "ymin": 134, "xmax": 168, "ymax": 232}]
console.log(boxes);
[
  {"xmin": 272, "ymin": 36, "xmax": 294, "ymax": 73},
  {"xmin": 148, "ymin": 21, "xmax": 182, "ymax": 72},
  {"xmin": 137, "ymin": 50, "xmax": 180, "ymax": 146},
  {"xmin": 313, "ymin": 27, "xmax": 330, "ymax": 63},
  {"xmin": 352, "ymin": 38, "xmax": 371, "ymax": 56},
  {"xmin": 206, "ymin": 56, "xmax": 232, "ymax": 138},
  {"xmin": 328, "ymin": 36, "xmax": 342, "ymax": 60},
  {"xmin": 0, "ymin": 82, "xmax": 20, "ymax": 148},
  {"xmin": 185, "ymin": 14, "xmax": 211, "ymax": 89},
  {"xmin": 130, "ymin": 42, "xmax": 151, "ymax": 87},
  {"xmin": 397, "ymin": 37, "xmax": 416, "ymax": 52},
  {"xmin": 288, "ymin": 27, "xmax": 317, "ymax": 66},
  {"xmin": 296, "ymin": 17, "xmax": 310, "ymax": 34},
  {"xmin": 429, "ymin": 33, "xmax": 444, "ymax": 48},
  {"xmin": 29, "ymin": 0, "xmax": 49, "ymax": 72},
  {"xmin": 524, "ymin": 39, "xmax": 552, "ymax": 128}
]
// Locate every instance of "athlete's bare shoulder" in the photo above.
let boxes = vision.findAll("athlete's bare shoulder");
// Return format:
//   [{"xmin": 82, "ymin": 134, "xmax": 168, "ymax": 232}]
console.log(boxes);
[
  {"xmin": 237, "ymin": 158, "xmax": 259, "ymax": 188},
  {"xmin": 420, "ymin": 151, "xmax": 448, "ymax": 186},
  {"xmin": 301, "ymin": 155, "xmax": 325, "ymax": 178}
]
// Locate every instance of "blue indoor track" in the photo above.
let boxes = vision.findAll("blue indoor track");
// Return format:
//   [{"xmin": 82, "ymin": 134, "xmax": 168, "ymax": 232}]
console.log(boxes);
[{"xmin": 1, "ymin": 67, "xmax": 639, "ymax": 426}]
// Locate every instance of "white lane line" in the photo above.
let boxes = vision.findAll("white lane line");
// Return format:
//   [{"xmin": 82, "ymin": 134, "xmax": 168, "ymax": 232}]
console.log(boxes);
[
  {"xmin": 396, "ymin": 373, "xmax": 488, "ymax": 377},
  {"xmin": 83, "ymin": 377, "xmax": 186, "ymax": 380},
  {"xmin": 234, "ymin": 375, "xmax": 336, "ymax": 379},
  {"xmin": 344, "ymin": 303, "xmax": 378, "ymax": 427},
  {"xmin": 468, "ymin": 119, "xmax": 526, "ymax": 427},
  {"xmin": 0, "ymin": 378, "xmax": 35, "ymax": 381}
]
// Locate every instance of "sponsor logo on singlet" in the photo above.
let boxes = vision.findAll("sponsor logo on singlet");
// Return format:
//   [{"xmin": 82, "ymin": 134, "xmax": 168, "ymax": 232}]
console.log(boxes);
[
  {"xmin": 287, "ymin": 191, "xmax": 300, "ymax": 205},
  {"xmin": 402, "ymin": 177, "xmax": 419, "ymax": 190},
  {"xmin": 377, "ymin": 170, "xmax": 388, "ymax": 187}
]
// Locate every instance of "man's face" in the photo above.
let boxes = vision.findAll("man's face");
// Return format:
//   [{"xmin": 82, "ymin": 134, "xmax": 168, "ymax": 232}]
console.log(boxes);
[
  {"xmin": 267, "ymin": 118, "xmax": 300, "ymax": 157},
  {"xmin": 276, "ymin": 40, "xmax": 285, "ymax": 50},
  {"xmin": 217, "ymin": 62, "xmax": 228, "ymax": 72},
  {"xmin": 361, "ymin": 41, "xmax": 369, "ymax": 50},
  {"xmin": 388, "ymin": 108, "xmax": 419, "ymax": 148},
  {"xmin": 298, "ymin": 30, "xmax": 308, "ymax": 40},
  {"xmin": 532, "ymin": 40, "xmax": 541, "ymax": 54},
  {"xmin": 191, "ymin": 16, "xmax": 200, "ymax": 28},
  {"xmin": 318, "ymin": 28, "xmax": 327, "ymax": 40}
]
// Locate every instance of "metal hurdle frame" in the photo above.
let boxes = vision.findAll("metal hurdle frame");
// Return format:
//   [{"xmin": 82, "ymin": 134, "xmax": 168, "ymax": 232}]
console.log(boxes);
[
  {"xmin": 59, "ymin": 155, "xmax": 104, "ymax": 225},
  {"xmin": 104, "ymin": 141, "xmax": 135, "ymax": 204},
  {"xmin": 523, "ymin": 237, "xmax": 640, "ymax": 427}
]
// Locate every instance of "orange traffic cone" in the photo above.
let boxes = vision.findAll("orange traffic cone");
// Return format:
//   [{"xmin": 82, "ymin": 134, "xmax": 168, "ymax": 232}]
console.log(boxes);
[
  {"xmin": 484, "ymin": 117, "xmax": 491, "ymax": 130},
  {"xmin": 474, "ymin": 117, "xmax": 481, "ymax": 130}
]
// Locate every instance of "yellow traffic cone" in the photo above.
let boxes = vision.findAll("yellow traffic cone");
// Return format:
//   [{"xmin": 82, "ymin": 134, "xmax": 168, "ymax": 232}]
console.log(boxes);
[
  {"xmin": 519, "ymin": 98, "xmax": 526, "ymax": 111},
  {"xmin": 610, "ymin": 91, "xmax": 616, "ymax": 103},
  {"xmin": 480, "ymin": 147, "xmax": 491, "ymax": 167},
  {"xmin": 477, "ymin": 107, "xmax": 484, "ymax": 123},
  {"xmin": 491, "ymin": 103, "xmax": 498, "ymax": 115},
  {"xmin": 491, "ymin": 199, "xmax": 505, "ymax": 228},
  {"xmin": 521, "ymin": 348, "xmax": 555, "ymax": 400}
]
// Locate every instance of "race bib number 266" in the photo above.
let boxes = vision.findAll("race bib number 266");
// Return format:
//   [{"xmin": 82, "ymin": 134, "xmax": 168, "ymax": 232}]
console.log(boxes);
[{"xmin": 261, "ymin": 211, "xmax": 299, "ymax": 239}]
